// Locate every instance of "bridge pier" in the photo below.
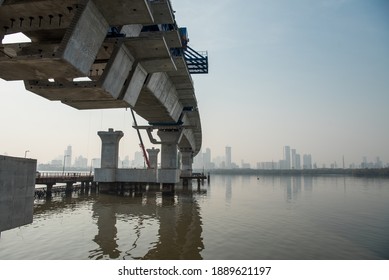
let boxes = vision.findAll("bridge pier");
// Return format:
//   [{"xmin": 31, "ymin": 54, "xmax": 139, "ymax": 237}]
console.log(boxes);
[
  {"xmin": 46, "ymin": 183, "xmax": 54, "ymax": 198},
  {"xmin": 180, "ymin": 147, "xmax": 194, "ymax": 178},
  {"xmin": 147, "ymin": 147, "xmax": 160, "ymax": 170},
  {"xmin": 157, "ymin": 129, "xmax": 183, "ymax": 187},
  {"xmin": 91, "ymin": 182, "xmax": 98, "ymax": 194},
  {"xmin": 84, "ymin": 181, "xmax": 90, "ymax": 195},
  {"xmin": 65, "ymin": 182, "xmax": 73, "ymax": 195},
  {"xmin": 95, "ymin": 128, "xmax": 124, "ymax": 191}
]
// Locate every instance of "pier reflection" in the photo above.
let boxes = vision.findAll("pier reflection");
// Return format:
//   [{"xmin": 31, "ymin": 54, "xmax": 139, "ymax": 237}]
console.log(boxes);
[
  {"xmin": 33, "ymin": 183, "xmax": 205, "ymax": 259},
  {"xmin": 69, "ymin": 184, "xmax": 204, "ymax": 259}
]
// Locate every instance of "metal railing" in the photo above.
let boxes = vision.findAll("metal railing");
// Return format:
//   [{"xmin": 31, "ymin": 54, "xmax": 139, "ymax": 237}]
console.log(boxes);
[{"xmin": 184, "ymin": 46, "xmax": 209, "ymax": 74}]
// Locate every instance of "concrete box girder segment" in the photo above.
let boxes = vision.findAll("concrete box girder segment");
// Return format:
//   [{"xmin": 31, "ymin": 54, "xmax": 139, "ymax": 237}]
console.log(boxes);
[
  {"xmin": 0, "ymin": 0, "xmax": 79, "ymax": 38},
  {"xmin": 183, "ymin": 111, "xmax": 202, "ymax": 155},
  {"xmin": 168, "ymin": 56, "xmax": 194, "ymax": 89},
  {"xmin": 61, "ymin": 63, "xmax": 148, "ymax": 109},
  {"xmin": 93, "ymin": 0, "xmax": 154, "ymax": 25},
  {"xmin": 0, "ymin": 0, "xmax": 109, "ymax": 81},
  {"xmin": 24, "ymin": 43, "xmax": 147, "ymax": 110},
  {"xmin": 121, "ymin": 61, "xmax": 147, "ymax": 108},
  {"xmin": 176, "ymin": 89, "xmax": 197, "ymax": 108},
  {"xmin": 139, "ymin": 30, "xmax": 182, "ymax": 49},
  {"xmin": 134, "ymin": 72, "xmax": 183, "ymax": 122},
  {"xmin": 122, "ymin": 36, "xmax": 176, "ymax": 73},
  {"xmin": 148, "ymin": 0, "xmax": 175, "ymax": 24}
]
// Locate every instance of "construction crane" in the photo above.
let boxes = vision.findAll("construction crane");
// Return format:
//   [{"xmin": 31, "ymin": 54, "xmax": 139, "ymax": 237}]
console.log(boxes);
[{"xmin": 130, "ymin": 109, "xmax": 151, "ymax": 169}]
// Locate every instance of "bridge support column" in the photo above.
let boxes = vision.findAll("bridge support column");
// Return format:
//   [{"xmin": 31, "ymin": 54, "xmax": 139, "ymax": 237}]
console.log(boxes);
[
  {"xmin": 99, "ymin": 128, "xmax": 123, "ymax": 169},
  {"xmin": 157, "ymin": 129, "xmax": 183, "ymax": 187},
  {"xmin": 46, "ymin": 183, "xmax": 54, "ymax": 198},
  {"xmin": 146, "ymin": 147, "xmax": 160, "ymax": 183},
  {"xmin": 180, "ymin": 148, "xmax": 193, "ymax": 178},
  {"xmin": 95, "ymin": 128, "xmax": 123, "ymax": 192},
  {"xmin": 91, "ymin": 182, "xmax": 97, "ymax": 193},
  {"xmin": 65, "ymin": 182, "xmax": 73, "ymax": 195},
  {"xmin": 147, "ymin": 147, "xmax": 160, "ymax": 169},
  {"xmin": 85, "ymin": 181, "xmax": 90, "ymax": 194}
]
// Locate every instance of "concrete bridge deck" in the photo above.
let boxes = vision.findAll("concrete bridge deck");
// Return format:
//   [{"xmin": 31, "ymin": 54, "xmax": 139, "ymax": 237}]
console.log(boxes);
[{"xmin": 0, "ymin": 0, "xmax": 204, "ymax": 158}]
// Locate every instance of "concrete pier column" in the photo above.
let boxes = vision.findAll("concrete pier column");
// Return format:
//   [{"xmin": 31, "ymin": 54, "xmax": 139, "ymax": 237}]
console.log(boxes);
[
  {"xmin": 180, "ymin": 148, "xmax": 193, "ymax": 177},
  {"xmin": 65, "ymin": 182, "xmax": 73, "ymax": 194},
  {"xmin": 157, "ymin": 129, "xmax": 183, "ymax": 184},
  {"xmin": 91, "ymin": 182, "xmax": 97, "ymax": 194},
  {"xmin": 80, "ymin": 182, "xmax": 85, "ymax": 194},
  {"xmin": 147, "ymin": 147, "xmax": 160, "ymax": 169},
  {"xmin": 98, "ymin": 128, "xmax": 124, "ymax": 169},
  {"xmin": 46, "ymin": 183, "xmax": 54, "ymax": 197},
  {"xmin": 95, "ymin": 128, "xmax": 123, "ymax": 187},
  {"xmin": 85, "ymin": 181, "xmax": 90, "ymax": 194},
  {"xmin": 157, "ymin": 130, "xmax": 182, "ymax": 169}
]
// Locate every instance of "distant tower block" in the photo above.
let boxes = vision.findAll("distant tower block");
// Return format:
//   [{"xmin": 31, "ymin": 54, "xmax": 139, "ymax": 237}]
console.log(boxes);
[{"xmin": 98, "ymin": 128, "xmax": 124, "ymax": 169}]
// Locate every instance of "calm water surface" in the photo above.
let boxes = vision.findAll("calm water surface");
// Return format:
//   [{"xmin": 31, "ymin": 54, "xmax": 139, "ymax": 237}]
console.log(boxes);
[{"xmin": 0, "ymin": 175, "xmax": 388, "ymax": 260}]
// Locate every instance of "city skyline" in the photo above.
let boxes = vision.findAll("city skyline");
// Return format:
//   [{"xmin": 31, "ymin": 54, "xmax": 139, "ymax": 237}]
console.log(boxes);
[
  {"xmin": 18, "ymin": 141, "xmax": 389, "ymax": 171},
  {"xmin": 6, "ymin": 139, "xmax": 389, "ymax": 171},
  {"xmin": 193, "ymin": 145, "xmax": 388, "ymax": 170},
  {"xmin": 1, "ymin": 0, "xmax": 389, "ymax": 169}
]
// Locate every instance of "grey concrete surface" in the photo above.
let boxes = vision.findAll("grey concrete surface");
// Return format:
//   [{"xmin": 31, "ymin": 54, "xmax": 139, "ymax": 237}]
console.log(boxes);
[{"xmin": 0, "ymin": 155, "xmax": 36, "ymax": 236}]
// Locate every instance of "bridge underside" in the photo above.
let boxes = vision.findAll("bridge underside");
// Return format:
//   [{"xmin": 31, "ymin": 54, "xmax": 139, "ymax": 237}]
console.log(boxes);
[{"xmin": 0, "ymin": 0, "xmax": 202, "ymax": 156}]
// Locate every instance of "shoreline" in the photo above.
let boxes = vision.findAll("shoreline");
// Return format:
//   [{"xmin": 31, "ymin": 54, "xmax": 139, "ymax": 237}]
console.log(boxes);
[{"xmin": 204, "ymin": 168, "xmax": 389, "ymax": 177}]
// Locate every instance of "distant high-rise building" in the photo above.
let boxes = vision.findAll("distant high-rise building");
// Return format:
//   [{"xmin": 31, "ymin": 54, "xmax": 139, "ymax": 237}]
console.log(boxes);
[
  {"xmin": 284, "ymin": 146, "xmax": 291, "ymax": 169},
  {"xmin": 64, "ymin": 145, "xmax": 72, "ymax": 167},
  {"xmin": 133, "ymin": 151, "xmax": 144, "ymax": 168},
  {"xmin": 74, "ymin": 155, "xmax": 88, "ymax": 169},
  {"xmin": 203, "ymin": 148, "xmax": 211, "ymax": 170},
  {"xmin": 193, "ymin": 152, "xmax": 203, "ymax": 170},
  {"xmin": 295, "ymin": 154, "xmax": 301, "ymax": 169},
  {"xmin": 375, "ymin": 157, "xmax": 383, "ymax": 168},
  {"xmin": 303, "ymin": 154, "xmax": 312, "ymax": 169},
  {"xmin": 225, "ymin": 146, "xmax": 231, "ymax": 169},
  {"xmin": 279, "ymin": 159, "xmax": 287, "ymax": 169},
  {"xmin": 91, "ymin": 158, "xmax": 101, "ymax": 169},
  {"xmin": 122, "ymin": 155, "xmax": 130, "ymax": 168},
  {"xmin": 291, "ymin": 149, "xmax": 296, "ymax": 169},
  {"xmin": 241, "ymin": 160, "xmax": 251, "ymax": 169}
]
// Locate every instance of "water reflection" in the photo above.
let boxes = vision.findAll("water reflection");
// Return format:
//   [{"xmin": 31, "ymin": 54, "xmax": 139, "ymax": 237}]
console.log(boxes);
[
  {"xmin": 32, "ymin": 182, "xmax": 206, "ymax": 260},
  {"xmin": 90, "ymin": 197, "xmax": 120, "ymax": 259},
  {"xmin": 225, "ymin": 176, "xmax": 232, "ymax": 205},
  {"xmin": 304, "ymin": 176, "xmax": 313, "ymax": 192},
  {"xmin": 143, "ymin": 186, "xmax": 204, "ymax": 260},
  {"xmin": 3, "ymin": 175, "xmax": 388, "ymax": 260}
]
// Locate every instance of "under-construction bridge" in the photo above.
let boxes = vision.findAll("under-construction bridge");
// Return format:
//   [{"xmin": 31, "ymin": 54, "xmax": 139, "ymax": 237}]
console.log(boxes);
[{"xmin": 0, "ymin": 0, "xmax": 208, "ymax": 184}]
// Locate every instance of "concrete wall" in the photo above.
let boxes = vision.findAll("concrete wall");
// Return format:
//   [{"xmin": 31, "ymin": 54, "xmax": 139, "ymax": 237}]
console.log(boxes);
[
  {"xmin": 116, "ymin": 169, "xmax": 158, "ymax": 183},
  {"xmin": 0, "ymin": 155, "xmax": 36, "ymax": 236},
  {"xmin": 158, "ymin": 169, "xmax": 181, "ymax": 183},
  {"xmin": 95, "ymin": 168, "xmax": 158, "ymax": 183}
]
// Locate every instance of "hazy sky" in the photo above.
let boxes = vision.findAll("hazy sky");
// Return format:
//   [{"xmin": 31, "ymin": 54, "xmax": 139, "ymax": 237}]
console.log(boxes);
[{"xmin": 1, "ymin": 0, "xmax": 388, "ymax": 167}]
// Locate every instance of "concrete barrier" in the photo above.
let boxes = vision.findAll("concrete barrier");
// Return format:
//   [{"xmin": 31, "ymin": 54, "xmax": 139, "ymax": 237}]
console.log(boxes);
[{"xmin": 0, "ymin": 155, "xmax": 36, "ymax": 236}]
